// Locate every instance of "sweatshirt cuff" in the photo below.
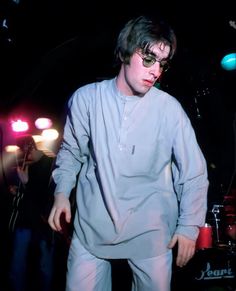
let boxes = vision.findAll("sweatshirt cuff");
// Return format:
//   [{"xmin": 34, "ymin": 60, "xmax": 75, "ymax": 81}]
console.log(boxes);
[{"xmin": 175, "ymin": 225, "xmax": 200, "ymax": 241}]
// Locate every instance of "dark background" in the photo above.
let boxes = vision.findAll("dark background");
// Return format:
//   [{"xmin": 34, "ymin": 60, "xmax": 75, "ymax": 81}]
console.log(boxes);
[{"xmin": 0, "ymin": 0, "xmax": 236, "ymax": 205}]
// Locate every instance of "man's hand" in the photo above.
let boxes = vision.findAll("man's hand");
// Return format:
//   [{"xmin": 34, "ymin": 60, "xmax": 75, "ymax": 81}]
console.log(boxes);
[
  {"xmin": 17, "ymin": 166, "xmax": 29, "ymax": 184},
  {"xmin": 8, "ymin": 185, "xmax": 18, "ymax": 195},
  {"xmin": 48, "ymin": 193, "xmax": 71, "ymax": 232},
  {"xmin": 168, "ymin": 234, "xmax": 196, "ymax": 267}
]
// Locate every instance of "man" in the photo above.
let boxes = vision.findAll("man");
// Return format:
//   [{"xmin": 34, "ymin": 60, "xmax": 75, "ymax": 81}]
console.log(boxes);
[
  {"xmin": 48, "ymin": 15, "xmax": 209, "ymax": 291},
  {"xmin": 8, "ymin": 135, "xmax": 55, "ymax": 291}
]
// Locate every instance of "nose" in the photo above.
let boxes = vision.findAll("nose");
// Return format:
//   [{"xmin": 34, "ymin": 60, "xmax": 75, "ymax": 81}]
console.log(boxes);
[{"xmin": 149, "ymin": 63, "xmax": 162, "ymax": 79}]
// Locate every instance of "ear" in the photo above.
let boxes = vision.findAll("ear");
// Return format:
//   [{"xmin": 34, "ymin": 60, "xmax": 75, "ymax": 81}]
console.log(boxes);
[{"xmin": 119, "ymin": 52, "xmax": 124, "ymax": 62}]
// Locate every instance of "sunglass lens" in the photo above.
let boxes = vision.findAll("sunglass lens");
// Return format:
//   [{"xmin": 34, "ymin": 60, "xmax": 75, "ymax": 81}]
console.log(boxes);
[{"xmin": 143, "ymin": 56, "xmax": 155, "ymax": 67}]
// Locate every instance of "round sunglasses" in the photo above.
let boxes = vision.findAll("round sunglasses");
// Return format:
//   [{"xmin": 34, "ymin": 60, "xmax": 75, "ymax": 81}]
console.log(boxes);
[{"xmin": 136, "ymin": 51, "xmax": 170, "ymax": 72}]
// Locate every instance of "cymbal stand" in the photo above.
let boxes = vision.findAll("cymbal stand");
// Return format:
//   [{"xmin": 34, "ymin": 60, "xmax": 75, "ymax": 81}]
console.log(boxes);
[{"xmin": 211, "ymin": 204, "xmax": 224, "ymax": 244}]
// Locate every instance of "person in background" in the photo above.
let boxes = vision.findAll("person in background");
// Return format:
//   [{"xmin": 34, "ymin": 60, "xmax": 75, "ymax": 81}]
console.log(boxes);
[
  {"xmin": 48, "ymin": 15, "xmax": 209, "ymax": 291},
  {"xmin": 8, "ymin": 135, "xmax": 55, "ymax": 291}
]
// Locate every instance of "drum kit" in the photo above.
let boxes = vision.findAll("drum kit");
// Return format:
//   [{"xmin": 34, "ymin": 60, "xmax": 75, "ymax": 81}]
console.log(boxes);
[{"xmin": 196, "ymin": 194, "xmax": 236, "ymax": 251}]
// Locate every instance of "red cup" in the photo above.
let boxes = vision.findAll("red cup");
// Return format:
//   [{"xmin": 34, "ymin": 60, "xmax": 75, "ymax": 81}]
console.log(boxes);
[{"xmin": 196, "ymin": 223, "xmax": 213, "ymax": 249}]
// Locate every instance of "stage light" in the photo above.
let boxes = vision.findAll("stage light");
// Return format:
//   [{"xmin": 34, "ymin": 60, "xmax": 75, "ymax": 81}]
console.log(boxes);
[
  {"xmin": 41, "ymin": 128, "xmax": 59, "ymax": 141},
  {"xmin": 5, "ymin": 145, "xmax": 19, "ymax": 153},
  {"xmin": 35, "ymin": 117, "xmax": 53, "ymax": 129},
  {"xmin": 32, "ymin": 135, "xmax": 44, "ymax": 143},
  {"xmin": 11, "ymin": 119, "xmax": 29, "ymax": 132},
  {"xmin": 221, "ymin": 53, "xmax": 236, "ymax": 71}
]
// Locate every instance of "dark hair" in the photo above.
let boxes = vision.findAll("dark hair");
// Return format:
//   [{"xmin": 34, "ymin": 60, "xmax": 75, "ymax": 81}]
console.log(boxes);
[
  {"xmin": 114, "ymin": 15, "xmax": 177, "ymax": 66},
  {"xmin": 16, "ymin": 135, "xmax": 36, "ymax": 152}
]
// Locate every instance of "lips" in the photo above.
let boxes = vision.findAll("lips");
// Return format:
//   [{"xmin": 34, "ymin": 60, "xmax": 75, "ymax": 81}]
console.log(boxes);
[{"xmin": 143, "ymin": 79, "xmax": 154, "ymax": 87}]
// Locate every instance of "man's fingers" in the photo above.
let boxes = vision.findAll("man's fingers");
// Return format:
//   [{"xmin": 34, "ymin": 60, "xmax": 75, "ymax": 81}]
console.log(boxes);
[
  {"xmin": 176, "ymin": 244, "xmax": 195, "ymax": 267},
  {"xmin": 48, "ymin": 207, "xmax": 62, "ymax": 231}
]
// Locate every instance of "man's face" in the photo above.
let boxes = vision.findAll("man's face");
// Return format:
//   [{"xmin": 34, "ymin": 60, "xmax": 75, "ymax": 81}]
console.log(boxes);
[
  {"xmin": 120, "ymin": 42, "xmax": 170, "ymax": 96},
  {"xmin": 19, "ymin": 143, "xmax": 36, "ymax": 162}
]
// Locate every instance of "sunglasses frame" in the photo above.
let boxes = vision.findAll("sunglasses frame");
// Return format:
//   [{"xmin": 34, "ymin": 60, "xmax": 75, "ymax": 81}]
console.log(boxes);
[{"xmin": 136, "ymin": 51, "xmax": 170, "ymax": 72}]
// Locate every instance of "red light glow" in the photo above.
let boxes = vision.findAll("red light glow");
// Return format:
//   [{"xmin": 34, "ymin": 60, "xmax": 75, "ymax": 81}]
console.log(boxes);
[{"xmin": 11, "ymin": 119, "xmax": 29, "ymax": 132}]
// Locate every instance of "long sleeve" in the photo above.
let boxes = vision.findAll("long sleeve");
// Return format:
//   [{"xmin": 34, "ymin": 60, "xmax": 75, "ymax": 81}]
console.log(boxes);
[{"xmin": 171, "ymin": 104, "xmax": 209, "ymax": 240}]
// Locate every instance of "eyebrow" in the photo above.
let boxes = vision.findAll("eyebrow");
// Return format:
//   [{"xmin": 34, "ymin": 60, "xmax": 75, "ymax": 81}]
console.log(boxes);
[{"xmin": 145, "ymin": 50, "xmax": 169, "ymax": 62}]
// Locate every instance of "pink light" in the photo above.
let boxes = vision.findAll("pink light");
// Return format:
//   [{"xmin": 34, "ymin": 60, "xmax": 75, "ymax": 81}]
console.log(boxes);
[
  {"xmin": 35, "ymin": 117, "xmax": 52, "ymax": 129},
  {"xmin": 11, "ymin": 119, "xmax": 29, "ymax": 132}
]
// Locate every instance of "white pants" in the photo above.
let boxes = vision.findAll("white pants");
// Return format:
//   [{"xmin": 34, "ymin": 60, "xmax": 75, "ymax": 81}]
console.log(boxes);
[{"xmin": 66, "ymin": 235, "xmax": 172, "ymax": 291}]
